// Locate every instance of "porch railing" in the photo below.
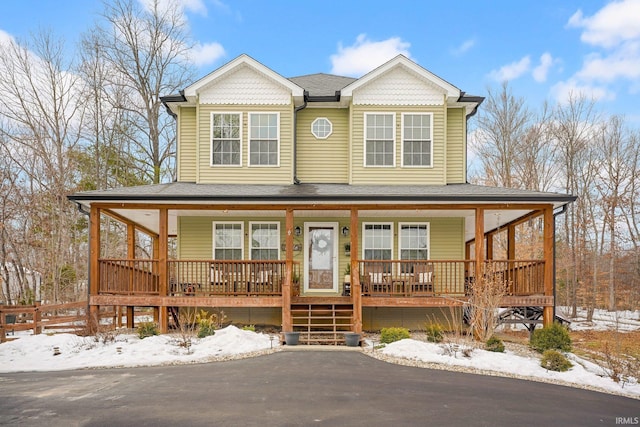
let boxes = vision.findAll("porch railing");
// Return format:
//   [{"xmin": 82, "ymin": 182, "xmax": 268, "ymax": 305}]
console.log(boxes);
[
  {"xmin": 358, "ymin": 259, "xmax": 545, "ymax": 297},
  {"xmin": 99, "ymin": 259, "xmax": 159, "ymax": 295},
  {"xmin": 169, "ymin": 260, "xmax": 292, "ymax": 296},
  {"xmin": 97, "ymin": 258, "xmax": 543, "ymax": 298}
]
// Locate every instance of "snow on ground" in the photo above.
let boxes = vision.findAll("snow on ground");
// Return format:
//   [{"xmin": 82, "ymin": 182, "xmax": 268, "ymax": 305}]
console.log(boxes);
[
  {"xmin": 557, "ymin": 307, "xmax": 640, "ymax": 332},
  {"xmin": 1, "ymin": 310, "xmax": 638, "ymax": 400}
]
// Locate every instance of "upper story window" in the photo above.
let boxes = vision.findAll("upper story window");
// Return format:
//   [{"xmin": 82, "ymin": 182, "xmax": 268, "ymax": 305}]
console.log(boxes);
[
  {"xmin": 250, "ymin": 222, "xmax": 280, "ymax": 260},
  {"xmin": 311, "ymin": 117, "xmax": 332, "ymax": 139},
  {"xmin": 211, "ymin": 113, "xmax": 242, "ymax": 166},
  {"xmin": 364, "ymin": 113, "xmax": 395, "ymax": 167},
  {"xmin": 402, "ymin": 113, "xmax": 433, "ymax": 167},
  {"xmin": 249, "ymin": 112, "xmax": 279, "ymax": 166},
  {"xmin": 213, "ymin": 222, "xmax": 244, "ymax": 260}
]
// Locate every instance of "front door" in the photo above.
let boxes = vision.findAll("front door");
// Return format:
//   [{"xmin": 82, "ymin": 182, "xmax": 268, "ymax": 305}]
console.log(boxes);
[{"xmin": 303, "ymin": 223, "xmax": 339, "ymax": 293}]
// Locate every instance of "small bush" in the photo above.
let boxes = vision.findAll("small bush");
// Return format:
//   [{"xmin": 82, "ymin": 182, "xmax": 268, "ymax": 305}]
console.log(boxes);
[
  {"xmin": 485, "ymin": 336, "xmax": 505, "ymax": 353},
  {"xmin": 540, "ymin": 349, "xmax": 572, "ymax": 372},
  {"xmin": 530, "ymin": 323, "xmax": 572, "ymax": 353},
  {"xmin": 242, "ymin": 325, "xmax": 256, "ymax": 332},
  {"xmin": 380, "ymin": 327, "xmax": 410, "ymax": 344},
  {"xmin": 425, "ymin": 323, "xmax": 444, "ymax": 343},
  {"xmin": 196, "ymin": 310, "xmax": 217, "ymax": 339},
  {"xmin": 137, "ymin": 322, "xmax": 159, "ymax": 339}
]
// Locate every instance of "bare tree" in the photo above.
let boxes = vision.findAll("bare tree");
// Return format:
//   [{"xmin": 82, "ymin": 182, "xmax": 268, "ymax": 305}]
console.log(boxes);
[
  {"xmin": 472, "ymin": 82, "xmax": 532, "ymax": 188},
  {"xmin": 551, "ymin": 93, "xmax": 598, "ymax": 317},
  {"xmin": 94, "ymin": 0, "xmax": 194, "ymax": 184},
  {"xmin": 0, "ymin": 30, "xmax": 85, "ymax": 303}
]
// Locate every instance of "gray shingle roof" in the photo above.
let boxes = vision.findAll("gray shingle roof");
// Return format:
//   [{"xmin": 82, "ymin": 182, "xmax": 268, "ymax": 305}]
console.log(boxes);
[
  {"xmin": 68, "ymin": 182, "xmax": 575, "ymax": 205},
  {"xmin": 288, "ymin": 74, "xmax": 357, "ymax": 97}
]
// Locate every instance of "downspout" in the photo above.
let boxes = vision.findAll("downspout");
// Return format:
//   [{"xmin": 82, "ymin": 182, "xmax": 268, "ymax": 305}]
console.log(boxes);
[
  {"xmin": 75, "ymin": 202, "xmax": 92, "ymax": 317},
  {"xmin": 293, "ymin": 91, "xmax": 308, "ymax": 184},
  {"xmin": 553, "ymin": 204, "xmax": 569, "ymax": 322},
  {"xmin": 463, "ymin": 97, "xmax": 481, "ymax": 185}
]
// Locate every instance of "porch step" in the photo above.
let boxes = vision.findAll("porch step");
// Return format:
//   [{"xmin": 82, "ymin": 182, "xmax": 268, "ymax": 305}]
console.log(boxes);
[{"xmin": 290, "ymin": 303, "xmax": 355, "ymax": 345}]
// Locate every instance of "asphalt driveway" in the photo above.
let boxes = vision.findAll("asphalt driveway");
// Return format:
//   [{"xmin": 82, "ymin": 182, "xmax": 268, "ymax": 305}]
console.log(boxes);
[{"xmin": 0, "ymin": 351, "xmax": 637, "ymax": 426}]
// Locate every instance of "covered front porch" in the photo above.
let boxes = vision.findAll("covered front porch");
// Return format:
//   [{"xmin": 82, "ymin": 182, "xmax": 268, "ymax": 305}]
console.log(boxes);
[{"xmin": 76, "ymin": 196, "xmax": 561, "ymax": 335}]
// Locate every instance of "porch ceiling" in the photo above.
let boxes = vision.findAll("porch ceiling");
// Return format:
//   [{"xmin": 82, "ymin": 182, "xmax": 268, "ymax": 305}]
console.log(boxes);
[{"xmin": 107, "ymin": 207, "xmax": 532, "ymax": 242}]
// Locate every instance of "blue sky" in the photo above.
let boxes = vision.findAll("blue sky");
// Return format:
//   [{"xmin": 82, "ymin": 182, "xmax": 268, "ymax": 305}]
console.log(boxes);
[{"xmin": 1, "ymin": 0, "xmax": 639, "ymax": 123}]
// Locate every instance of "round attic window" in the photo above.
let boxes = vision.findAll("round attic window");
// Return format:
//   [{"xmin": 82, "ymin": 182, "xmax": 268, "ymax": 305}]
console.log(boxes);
[{"xmin": 311, "ymin": 117, "xmax": 332, "ymax": 139}]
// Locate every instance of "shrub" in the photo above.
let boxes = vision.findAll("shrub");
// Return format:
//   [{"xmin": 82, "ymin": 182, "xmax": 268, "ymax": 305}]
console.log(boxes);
[
  {"xmin": 242, "ymin": 325, "xmax": 256, "ymax": 332},
  {"xmin": 424, "ymin": 323, "xmax": 444, "ymax": 343},
  {"xmin": 137, "ymin": 322, "xmax": 159, "ymax": 339},
  {"xmin": 380, "ymin": 327, "xmax": 410, "ymax": 344},
  {"xmin": 530, "ymin": 323, "xmax": 572, "ymax": 353},
  {"xmin": 485, "ymin": 336, "xmax": 505, "ymax": 353},
  {"xmin": 196, "ymin": 310, "xmax": 217, "ymax": 339},
  {"xmin": 540, "ymin": 349, "xmax": 572, "ymax": 372}
]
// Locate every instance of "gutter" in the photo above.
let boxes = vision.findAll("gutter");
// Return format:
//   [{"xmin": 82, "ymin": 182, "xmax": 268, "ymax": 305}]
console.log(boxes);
[
  {"xmin": 292, "ymin": 91, "xmax": 308, "ymax": 184},
  {"xmin": 160, "ymin": 90, "xmax": 187, "ymax": 118}
]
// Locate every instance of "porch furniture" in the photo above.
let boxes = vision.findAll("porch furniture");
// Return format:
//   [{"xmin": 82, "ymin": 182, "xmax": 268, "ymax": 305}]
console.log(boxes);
[{"xmin": 410, "ymin": 263, "xmax": 435, "ymax": 296}]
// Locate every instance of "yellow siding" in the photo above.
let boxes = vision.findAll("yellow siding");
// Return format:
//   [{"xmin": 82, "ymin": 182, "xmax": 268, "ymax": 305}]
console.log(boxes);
[
  {"xmin": 196, "ymin": 104, "xmax": 294, "ymax": 184},
  {"xmin": 296, "ymin": 108, "xmax": 349, "ymax": 183},
  {"xmin": 178, "ymin": 107, "xmax": 197, "ymax": 182},
  {"xmin": 350, "ymin": 105, "xmax": 447, "ymax": 184},
  {"xmin": 446, "ymin": 108, "xmax": 466, "ymax": 184}
]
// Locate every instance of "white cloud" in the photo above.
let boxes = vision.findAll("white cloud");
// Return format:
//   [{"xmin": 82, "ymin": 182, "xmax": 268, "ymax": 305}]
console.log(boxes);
[
  {"xmin": 577, "ymin": 42, "xmax": 640, "ymax": 82},
  {"xmin": 330, "ymin": 34, "xmax": 411, "ymax": 77},
  {"xmin": 532, "ymin": 52, "xmax": 554, "ymax": 83},
  {"xmin": 567, "ymin": 0, "xmax": 640, "ymax": 48},
  {"xmin": 561, "ymin": 1, "xmax": 640, "ymax": 103},
  {"xmin": 488, "ymin": 56, "xmax": 531, "ymax": 82},
  {"xmin": 550, "ymin": 79, "xmax": 615, "ymax": 104},
  {"xmin": 188, "ymin": 42, "xmax": 225, "ymax": 67},
  {"xmin": 451, "ymin": 38, "xmax": 476, "ymax": 56}
]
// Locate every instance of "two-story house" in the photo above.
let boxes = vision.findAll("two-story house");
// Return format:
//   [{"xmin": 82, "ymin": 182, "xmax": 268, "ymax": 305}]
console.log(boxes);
[{"xmin": 68, "ymin": 54, "xmax": 575, "ymax": 343}]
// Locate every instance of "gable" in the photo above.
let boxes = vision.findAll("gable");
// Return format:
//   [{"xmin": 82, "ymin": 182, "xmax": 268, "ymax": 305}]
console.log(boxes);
[
  {"xmin": 353, "ymin": 65, "xmax": 447, "ymax": 106},
  {"xmin": 199, "ymin": 64, "xmax": 293, "ymax": 105}
]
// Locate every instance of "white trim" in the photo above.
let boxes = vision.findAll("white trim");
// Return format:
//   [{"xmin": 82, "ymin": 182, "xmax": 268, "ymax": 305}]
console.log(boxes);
[
  {"xmin": 311, "ymin": 117, "xmax": 333, "ymax": 139},
  {"xmin": 400, "ymin": 113, "xmax": 433, "ymax": 168},
  {"xmin": 210, "ymin": 111, "xmax": 243, "ymax": 167},
  {"xmin": 361, "ymin": 222, "xmax": 394, "ymax": 260},
  {"xmin": 341, "ymin": 55, "xmax": 460, "ymax": 99},
  {"xmin": 363, "ymin": 112, "xmax": 396, "ymax": 168},
  {"xmin": 303, "ymin": 222, "xmax": 339, "ymax": 293},
  {"xmin": 398, "ymin": 222, "xmax": 431, "ymax": 265},
  {"xmin": 249, "ymin": 221, "xmax": 281, "ymax": 260},
  {"xmin": 248, "ymin": 112, "xmax": 280, "ymax": 167},
  {"xmin": 184, "ymin": 54, "xmax": 304, "ymax": 99},
  {"xmin": 212, "ymin": 221, "xmax": 244, "ymax": 260}
]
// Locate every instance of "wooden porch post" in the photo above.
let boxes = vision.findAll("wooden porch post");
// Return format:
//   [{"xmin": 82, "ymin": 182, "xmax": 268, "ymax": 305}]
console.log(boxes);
[
  {"xmin": 126, "ymin": 223, "xmax": 135, "ymax": 329},
  {"xmin": 282, "ymin": 209, "xmax": 293, "ymax": 332},
  {"xmin": 158, "ymin": 208, "xmax": 169, "ymax": 333},
  {"xmin": 507, "ymin": 224, "xmax": 516, "ymax": 260},
  {"xmin": 543, "ymin": 206, "xmax": 554, "ymax": 327},
  {"xmin": 474, "ymin": 208, "xmax": 485, "ymax": 284},
  {"xmin": 486, "ymin": 231, "xmax": 494, "ymax": 260},
  {"xmin": 89, "ymin": 205, "xmax": 101, "ymax": 333},
  {"xmin": 350, "ymin": 208, "xmax": 362, "ymax": 333}
]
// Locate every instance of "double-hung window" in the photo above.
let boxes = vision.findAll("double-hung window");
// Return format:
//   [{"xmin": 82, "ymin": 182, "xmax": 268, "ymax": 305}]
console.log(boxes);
[
  {"xmin": 363, "ymin": 223, "xmax": 393, "ymax": 273},
  {"xmin": 399, "ymin": 223, "xmax": 430, "ymax": 273},
  {"xmin": 213, "ymin": 222, "xmax": 244, "ymax": 260},
  {"xmin": 402, "ymin": 113, "xmax": 432, "ymax": 167},
  {"xmin": 211, "ymin": 113, "xmax": 242, "ymax": 166},
  {"xmin": 249, "ymin": 112, "xmax": 279, "ymax": 166},
  {"xmin": 250, "ymin": 222, "xmax": 280, "ymax": 260},
  {"xmin": 364, "ymin": 113, "xmax": 395, "ymax": 167}
]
